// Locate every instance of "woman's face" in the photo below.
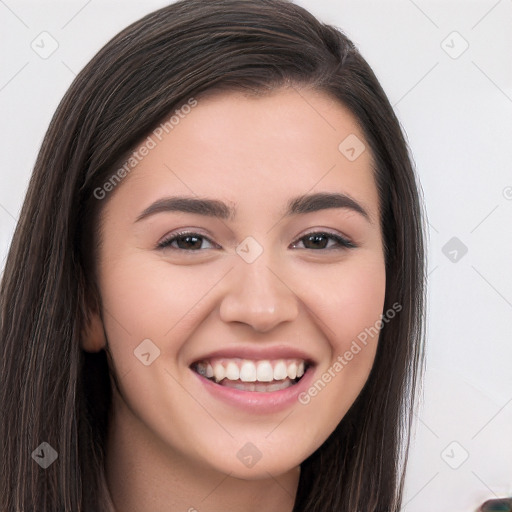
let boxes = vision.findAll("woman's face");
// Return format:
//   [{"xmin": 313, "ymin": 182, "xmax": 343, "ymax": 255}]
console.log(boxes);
[{"xmin": 89, "ymin": 87, "xmax": 386, "ymax": 479}]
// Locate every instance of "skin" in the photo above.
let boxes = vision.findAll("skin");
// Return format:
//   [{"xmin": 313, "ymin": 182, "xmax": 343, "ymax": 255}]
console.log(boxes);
[{"xmin": 83, "ymin": 87, "xmax": 386, "ymax": 512}]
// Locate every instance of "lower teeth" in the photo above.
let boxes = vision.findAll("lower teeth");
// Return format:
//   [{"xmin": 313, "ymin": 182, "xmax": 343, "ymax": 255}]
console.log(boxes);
[{"xmin": 215, "ymin": 377, "xmax": 296, "ymax": 392}]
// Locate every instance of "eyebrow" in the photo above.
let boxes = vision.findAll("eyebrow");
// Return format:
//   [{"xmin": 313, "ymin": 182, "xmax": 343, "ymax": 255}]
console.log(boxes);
[{"xmin": 135, "ymin": 192, "xmax": 371, "ymax": 223}]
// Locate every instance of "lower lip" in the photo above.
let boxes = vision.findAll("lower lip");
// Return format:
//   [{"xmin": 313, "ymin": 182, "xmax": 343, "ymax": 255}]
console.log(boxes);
[{"xmin": 191, "ymin": 366, "xmax": 316, "ymax": 413}]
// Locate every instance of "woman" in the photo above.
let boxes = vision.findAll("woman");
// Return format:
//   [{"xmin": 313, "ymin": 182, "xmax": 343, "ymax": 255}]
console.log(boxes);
[{"xmin": 0, "ymin": 0, "xmax": 427, "ymax": 510}]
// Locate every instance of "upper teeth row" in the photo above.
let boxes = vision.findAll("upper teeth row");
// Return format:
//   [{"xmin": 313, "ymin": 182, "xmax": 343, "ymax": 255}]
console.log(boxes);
[{"xmin": 195, "ymin": 359, "xmax": 306, "ymax": 383}]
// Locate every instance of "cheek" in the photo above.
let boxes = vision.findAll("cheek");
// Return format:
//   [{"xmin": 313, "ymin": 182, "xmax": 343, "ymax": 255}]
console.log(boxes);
[
  {"xmin": 289, "ymin": 267, "xmax": 385, "ymax": 445},
  {"xmin": 305, "ymin": 256, "xmax": 386, "ymax": 349},
  {"xmin": 99, "ymin": 254, "xmax": 208, "ymax": 333},
  {"xmin": 96, "ymin": 260, "xmax": 171, "ymax": 424},
  {"xmin": 97, "ymin": 252, "xmax": 227, "ymax": 379},
  {"xmin": 295, "ymin": 256, "xmax": 386, "ymax": 421}
]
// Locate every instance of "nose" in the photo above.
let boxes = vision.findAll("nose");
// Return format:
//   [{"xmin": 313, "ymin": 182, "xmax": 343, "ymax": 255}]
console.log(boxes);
[{"xmin": 219, "ymin": 254, "xmax": 299, "ymax": 333}]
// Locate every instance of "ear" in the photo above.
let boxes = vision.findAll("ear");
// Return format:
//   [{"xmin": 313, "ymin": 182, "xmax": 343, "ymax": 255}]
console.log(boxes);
[{"xmin": 81, "ymin": 309, "xmax": 107, "ymax": 352}]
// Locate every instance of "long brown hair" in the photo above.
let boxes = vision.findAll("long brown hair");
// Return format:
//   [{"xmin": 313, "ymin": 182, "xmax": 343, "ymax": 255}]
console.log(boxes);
[{"xmin": 0, "ymin": 1, "xmax": 426, "ymax": 510}]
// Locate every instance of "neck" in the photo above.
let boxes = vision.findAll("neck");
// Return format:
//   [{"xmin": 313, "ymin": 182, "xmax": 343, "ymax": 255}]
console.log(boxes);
[{"xmin": 104, "ymin": 388, "xmax": 300, "ymax": 512}]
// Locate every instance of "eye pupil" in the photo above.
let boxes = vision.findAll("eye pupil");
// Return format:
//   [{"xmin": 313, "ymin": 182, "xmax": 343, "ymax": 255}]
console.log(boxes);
[
  {"xmin": 177, "ymin": 235, "xmax": 202, "ymax": 250},
  {"xmin": 304, "ymin": 234, "xmax": 328, "ymax": 249}
]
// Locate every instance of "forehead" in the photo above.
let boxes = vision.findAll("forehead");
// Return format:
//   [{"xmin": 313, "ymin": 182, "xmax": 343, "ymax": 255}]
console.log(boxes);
[{"xmin": 103, "ymin": 87, "xmax": 379, "ymax": 223}]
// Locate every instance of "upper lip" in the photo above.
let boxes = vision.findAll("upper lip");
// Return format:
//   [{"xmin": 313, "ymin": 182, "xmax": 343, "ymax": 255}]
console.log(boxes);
[{"xmin": 190, "ymin": 345, "xmax": 317, "ymax": 366}]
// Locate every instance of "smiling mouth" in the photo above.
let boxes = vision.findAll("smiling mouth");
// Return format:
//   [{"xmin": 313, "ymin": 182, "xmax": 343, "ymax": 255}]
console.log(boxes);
[{"xmin": 191, "ymin": 358, "xmax": 311, "ymax": 392}]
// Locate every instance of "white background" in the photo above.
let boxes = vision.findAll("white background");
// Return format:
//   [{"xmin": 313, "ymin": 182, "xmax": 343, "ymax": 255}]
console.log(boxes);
[{"xmin": 1, "ymin": 1, "xmax": 511, "ymax": 510}]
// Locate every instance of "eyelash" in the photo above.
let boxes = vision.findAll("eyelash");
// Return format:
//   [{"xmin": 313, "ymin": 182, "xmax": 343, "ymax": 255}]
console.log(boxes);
[{"xmin": 157, "ymin": 230, "xmax": 356, "ymax": 252}]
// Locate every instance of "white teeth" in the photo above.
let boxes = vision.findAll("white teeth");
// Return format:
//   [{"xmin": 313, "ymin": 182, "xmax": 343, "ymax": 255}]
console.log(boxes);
[
  {"xmin": 195, "ymin": 358, "xmax": 309, "ymax": 384},
  {"xmin": 225, "ymin": 361, "xmax": 240, "ymax": 380},
  {"xmin": 239, "ymin": 361, "xmax": 257, "ymax": 382},
  {"xmin": 287, "ymin": 362, "xmax": 297, "ymax": 379},
  {"xmin": 213, "ymin": 363, "xmax": 226, "ymax": 382},
  {"xmin": 273, "ymin": 361, "xmax": 288, "ymax": 380},
  {"xmin": 256, "ymin": 360, "xmax": 274, "ymax": 382}
]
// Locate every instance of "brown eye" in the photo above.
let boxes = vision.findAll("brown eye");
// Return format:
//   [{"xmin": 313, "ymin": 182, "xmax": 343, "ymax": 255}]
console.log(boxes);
[
  {"xmin": 157, "ymin": 232, "xmax": 217, "ymax": 251},
  {"xmin": 291, "ymin": 232, "xmax": 355, "ymax": 250}
]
